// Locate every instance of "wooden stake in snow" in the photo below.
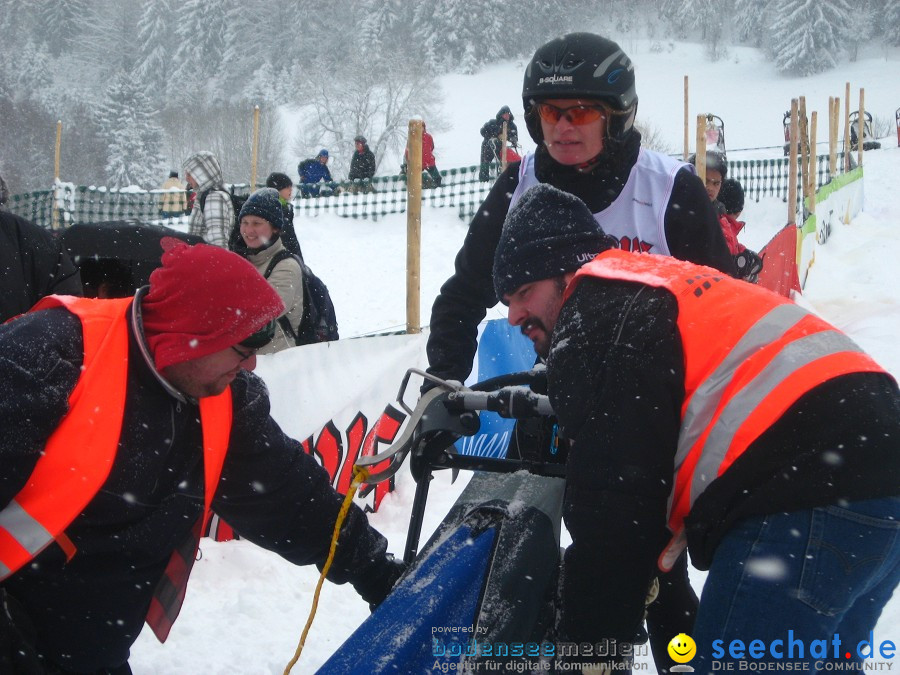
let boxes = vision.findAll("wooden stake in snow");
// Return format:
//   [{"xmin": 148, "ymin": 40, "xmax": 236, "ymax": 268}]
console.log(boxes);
[
  {"xmin": 406, "ymin": 119, "xmax": 423, "ymax": 335},
  {"xmin": 844, "ymin": 82, "xmax": 851, "ymax": 173},
  {"xmin": 250, "ymin": 105, "xmax": 260, "ymax": 190},
  {"xmin": 52, "ymin": 120, "xmax": 62, "ymax": 231},
  {"xmin": 788, "ymin": 99, "xmax": 799, "ymax": 227},
  {"xmin": 858, "ymin": 88, "xmax": 865, "ymax": 168},
  {"xmin": 694, "ymin": 113, "xmax": 706, "ymax": 184},
  {"xmin": 683, "ymin": 76, "xmax": 690, "ymax": 161}
]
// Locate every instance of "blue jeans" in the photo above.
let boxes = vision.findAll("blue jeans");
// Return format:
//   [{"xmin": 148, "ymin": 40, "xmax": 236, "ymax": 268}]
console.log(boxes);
[{"xmin": 693, "ymin": 497, "xmax": 900, "ymax": 674}]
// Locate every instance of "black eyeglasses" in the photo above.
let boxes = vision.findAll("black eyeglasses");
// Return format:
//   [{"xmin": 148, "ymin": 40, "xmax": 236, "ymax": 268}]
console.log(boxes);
[
  {"xmin": 239, "ymin": 320, "xmax": 277, "ymax": 349},
  {"xmin": 231, "ymin": 345, "xmax": 257, "ymax": 362}
]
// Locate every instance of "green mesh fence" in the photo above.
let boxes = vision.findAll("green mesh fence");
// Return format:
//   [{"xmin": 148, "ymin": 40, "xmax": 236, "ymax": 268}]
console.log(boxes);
[{"xmin": 4, "ymin": 155, "xmax": 850, "ymax": 230}]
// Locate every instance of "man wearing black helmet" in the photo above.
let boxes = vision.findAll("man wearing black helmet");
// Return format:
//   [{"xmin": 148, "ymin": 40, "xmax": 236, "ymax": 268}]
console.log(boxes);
[
  {"xmin": 426, "ymin": 32, "xmax": 733, "ymax": 674},
  {"xmin": 428, "ymin": 32, "xmax": 735, "ymax": 393}
]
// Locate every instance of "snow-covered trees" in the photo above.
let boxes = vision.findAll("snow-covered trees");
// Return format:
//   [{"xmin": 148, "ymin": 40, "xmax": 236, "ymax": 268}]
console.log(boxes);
[
  {"xmin": 95, "ymin": 73, "xmax": 166, "ymax": 188},
  {"xmin": 768, "ymin": 0, "xmax": 854, "ymax": 75}
]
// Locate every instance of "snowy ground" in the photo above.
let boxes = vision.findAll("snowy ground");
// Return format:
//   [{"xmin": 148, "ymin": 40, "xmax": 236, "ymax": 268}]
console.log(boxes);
[{"xmin": 130, "ymin": 40, "xmax": 900, "ymax": 674}]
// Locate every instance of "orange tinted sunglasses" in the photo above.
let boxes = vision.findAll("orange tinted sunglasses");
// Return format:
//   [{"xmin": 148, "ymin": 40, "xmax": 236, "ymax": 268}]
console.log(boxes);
[{"xmin": 536, "ymin": 102, "xmax": 608, "ymax": 126}]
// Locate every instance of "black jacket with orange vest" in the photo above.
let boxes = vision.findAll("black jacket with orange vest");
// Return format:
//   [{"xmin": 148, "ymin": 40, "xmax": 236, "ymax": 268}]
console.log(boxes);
[
  {"xmin": 546, "ymin": 251, "xmax": 900, "ymax": 646},
  {"xmin": 0, "ymin": 300, "xmax": 390, "ymax": 672}
]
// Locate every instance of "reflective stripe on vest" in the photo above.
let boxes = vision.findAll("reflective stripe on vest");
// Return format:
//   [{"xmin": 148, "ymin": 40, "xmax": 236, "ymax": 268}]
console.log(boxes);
[
  {"xmin": 0, "ymin": 295, "xmax": 131, "ymax": 580},
  {"xmin": 0, "ymin": 295, "xmax": 234, "ymax": 642},
  {"xmin": 569, "ymin": 250, "xmax": 888, "ymax": 538}
]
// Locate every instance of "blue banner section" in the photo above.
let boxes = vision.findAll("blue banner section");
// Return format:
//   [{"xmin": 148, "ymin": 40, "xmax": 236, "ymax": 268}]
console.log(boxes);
[
  {"xmin": 455, "ymin": 319, "xmax": 535, "ymax": 458},
  {"xmin": 317, "ymin": 525, "xmax": 495, "ymax": 673}
]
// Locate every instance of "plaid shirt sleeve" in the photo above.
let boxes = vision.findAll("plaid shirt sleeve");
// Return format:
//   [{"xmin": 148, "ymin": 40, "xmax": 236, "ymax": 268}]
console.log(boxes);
[{"xmin": 200, "ymin": 191, "xmax": 234, "ymax": 248}]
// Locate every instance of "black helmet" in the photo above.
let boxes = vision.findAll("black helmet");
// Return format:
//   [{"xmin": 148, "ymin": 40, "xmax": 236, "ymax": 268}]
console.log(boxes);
[
  {"xmin": 689, "ymin": 151, "xmax": 728, "ymax": 178},
  {"xmin": 522, "ymin": 33, "xmax": 638, "ymax": 145}
]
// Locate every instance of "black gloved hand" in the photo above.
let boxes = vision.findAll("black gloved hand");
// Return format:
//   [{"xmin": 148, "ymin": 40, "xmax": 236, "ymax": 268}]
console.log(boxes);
[
  {"xmin": 351, "ymin": 553, "xmax": 407, "ymax": 610},
  {"xmin": 734, "ymin": 249, "xmax": 763, "ymax": 283}
]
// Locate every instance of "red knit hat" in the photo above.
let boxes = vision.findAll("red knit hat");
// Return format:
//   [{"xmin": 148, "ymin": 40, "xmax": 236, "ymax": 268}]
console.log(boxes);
[{"xmin": 142, "ymin": 238, "xmax": 285, "ymax": 370}]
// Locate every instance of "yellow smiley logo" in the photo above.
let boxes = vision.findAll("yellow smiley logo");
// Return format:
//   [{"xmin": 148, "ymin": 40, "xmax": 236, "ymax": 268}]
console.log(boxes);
[{"xmin": 667, "ymin": 633, "xmax": 697, "ymax": 663}]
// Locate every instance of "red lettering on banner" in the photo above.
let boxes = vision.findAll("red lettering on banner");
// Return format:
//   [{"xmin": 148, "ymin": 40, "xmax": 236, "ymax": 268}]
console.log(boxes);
[
  {"xmin": 303, "ymin": 420, "xmax": 343, "ymax": 483},
  {"xmin": 337, "ymin": 413, "xmax": 368, "ymax": 495},
  {"xmin": 299, "ymin": 405, "xmax": 408, "ymax": 511},
  {"xmin": 360, "ymin": 405, "xmax": 406, "ymax": 510}
]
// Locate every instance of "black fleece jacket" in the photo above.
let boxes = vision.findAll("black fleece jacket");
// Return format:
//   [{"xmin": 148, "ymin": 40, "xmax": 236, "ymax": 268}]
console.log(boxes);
[
  {"xmin": 426, "ymin": 133, "xmax": 736, "ymax": 385},
  {"xmin": 0, "ymin": 305, "xmax": 390, "ymax": 672},
  {"xmin": 548, "ymin": 277, "xmax": 900, "ymax": 645}
]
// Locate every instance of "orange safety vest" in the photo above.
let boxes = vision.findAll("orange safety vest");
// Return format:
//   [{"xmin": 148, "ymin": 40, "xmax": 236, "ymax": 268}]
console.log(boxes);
[
  {"xmin": 568, "ymin": 250, "xmax": 888, "ymax": 569},
  {"xmin": 0, "ymin": 295, "xmax": 233, "ymax": 641}
]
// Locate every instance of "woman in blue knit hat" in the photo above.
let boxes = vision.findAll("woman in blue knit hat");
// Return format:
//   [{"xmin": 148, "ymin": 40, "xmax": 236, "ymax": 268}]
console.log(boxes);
[{"xmin": 235, "ymin": 188, "xmax": 304, "ymax": 353}]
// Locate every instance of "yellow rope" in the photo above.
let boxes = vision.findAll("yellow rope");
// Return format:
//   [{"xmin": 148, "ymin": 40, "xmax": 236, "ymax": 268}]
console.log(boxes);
[{"xmin": 284, "ymin": 466, "xmax": 370, "ymax": 675}]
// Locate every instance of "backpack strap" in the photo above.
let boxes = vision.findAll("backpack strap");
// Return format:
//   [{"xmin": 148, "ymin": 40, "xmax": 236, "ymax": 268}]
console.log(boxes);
[
  {"xmin": 197, "ymin": 187, "xmax": 229, "ymax": 213},
  {"xmin": 262, "ymin": 250, "xmax": 303, "ymax": 344}
]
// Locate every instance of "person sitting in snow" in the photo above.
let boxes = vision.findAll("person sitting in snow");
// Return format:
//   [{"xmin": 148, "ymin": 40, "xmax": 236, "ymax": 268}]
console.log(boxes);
[
  {"xmin": 0, "ymin": 239, "xmax": 404, "ymax": 674},
  {"xmin": 297, "ymin": 149, "xmax": 337, "ymax": 198}
]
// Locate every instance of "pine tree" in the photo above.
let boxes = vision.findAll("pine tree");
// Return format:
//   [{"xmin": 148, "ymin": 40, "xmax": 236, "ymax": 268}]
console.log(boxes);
[
  {"xmin": 16, "ymin": 41, "xmax": 54, "ymax": 99},
  {"xmin": 135, "ymin": 0, "xmax": 177, "ymax": 103},
  {"xmin": 768, "ymin": 0, "xmax": 853, "ymax": 75},
  {"xmin": 884, "ymin": 0, "xmax": 900, "ymax": 44},
  {"xmin": 95, "ymin": 72, "xmax": 166, "ymax": 188},
  {"xmin": 38, "ymin": 0, "xmax": 89, "ymax": 57},
  {"xmin": 733, "ymin": 0, "xmax": 775, "ymax": 46},
  {"xmin": 169, "ymin": 0, "xmax": 235, "ymax": 104}
]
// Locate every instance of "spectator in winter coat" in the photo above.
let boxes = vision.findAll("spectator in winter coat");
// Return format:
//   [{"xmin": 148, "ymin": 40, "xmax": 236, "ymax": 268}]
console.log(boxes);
[
  {"xmin": 493, "ymin": 183, "xmax": 900, "ymax": 674},
  {"xmin": 347, "ymin": 135, "xmax": 377, "ymax": 193},
  {"xmin": 0, "ymin": 210, "xmax": 83, "ymax": 323},
  {"xmin": 158, "ymin": 170, "xmax": 187, "ymax": 218},
  {"xmin": 426, "ymin": 33, "xmax": 736, "ymax": 674},
  {"xmin": 0, "ymin": 239, "xmax": 404, "ymax": 674},
  {"xmin": 297, "ymin": 149, "xmax": 336, "ymax": 197},
  {"xmin": 234, "ymin": 188, "xmax": 304, "ymax": 354},
  {"xmin": 264, "ymin": 171, "xmax": 303, "ymax": 258},
  {"xmin": 692, "ymin": 153, "xmax": 763, "ymax": 283},
  {"xmin": 402, "ymin": 123, "xmax": 442, "ymax": 188},
  {"xmin": 479, "ymin": 105, "xmax": 519, "ymax": 181},
  {"xmin": 183, "ymin": 151, "xmax": 232, "ymax": 247}
]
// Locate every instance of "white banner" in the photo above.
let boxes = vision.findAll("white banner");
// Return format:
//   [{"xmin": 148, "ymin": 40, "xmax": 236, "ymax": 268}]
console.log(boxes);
[{"xmin": 254, "ymin": 333, "xmax": 428, "ymax": 510}]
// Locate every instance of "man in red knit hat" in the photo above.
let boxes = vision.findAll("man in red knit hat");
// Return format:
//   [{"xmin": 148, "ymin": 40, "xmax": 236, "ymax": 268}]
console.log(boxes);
[{"xmin": 0, "ymin": 239, "xmax": 404, "ymax": 674}]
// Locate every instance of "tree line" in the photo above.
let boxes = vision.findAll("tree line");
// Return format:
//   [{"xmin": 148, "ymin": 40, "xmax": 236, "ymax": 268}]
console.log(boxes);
[{"xmin": 1, "ymin": 0, "xmax": 897, "ymax": 193}]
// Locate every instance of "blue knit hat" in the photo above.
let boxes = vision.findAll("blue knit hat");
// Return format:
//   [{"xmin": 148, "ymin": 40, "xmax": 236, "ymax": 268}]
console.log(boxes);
[
  {"xmin": 317, "ymin": 149, "xmax": 329, "ymax": 158},
  {"xmin": 238, "ymin": 188, "xmax": 284, "ymax": 231},
  {"xmin": 493, "ymin": 184, "xmax": 615, "ymax": 301}
]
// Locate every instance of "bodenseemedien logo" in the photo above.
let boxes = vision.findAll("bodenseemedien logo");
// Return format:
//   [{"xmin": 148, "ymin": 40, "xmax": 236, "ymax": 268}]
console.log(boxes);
[{"xmin": 668, "ymin": 633, "xmax": 697, "ymax": 672}]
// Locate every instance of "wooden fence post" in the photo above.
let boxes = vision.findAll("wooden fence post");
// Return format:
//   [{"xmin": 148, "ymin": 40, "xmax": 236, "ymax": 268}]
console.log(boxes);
[
  {"xmin": 858, "ymin": 88, "xmax": 865, "ymax": 168},
  {"xmin": 250, "ymin": 105, "xmax": 260, "ymax": 191},
  {"xmin": 52, "ymin": 120, "xmax": 62, "ymax": 230},
  {"xmin": 406, "ymin": 119, "xmax": 423, "ymax": 335},
  {"xmin": 828, "ymin": 96, "xmax": 838, "ymax": 178},
  {"xmin": 844, "ymin": 82, "xmax": 851, "ymax": 172},
  {"xmin": 695, "ymin": 113, "xmax": 706, "ymax": 184},
  {"xmin": 683, "ymin": 76, "xmax": 690, "ymax": 161},
  {"xmin": 808, "ymin": 110, "xmax": 817, "ymax": 218},
  {"xmin": 788, "ymin": 99, "xmax": 799, "ymax": 226}
]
